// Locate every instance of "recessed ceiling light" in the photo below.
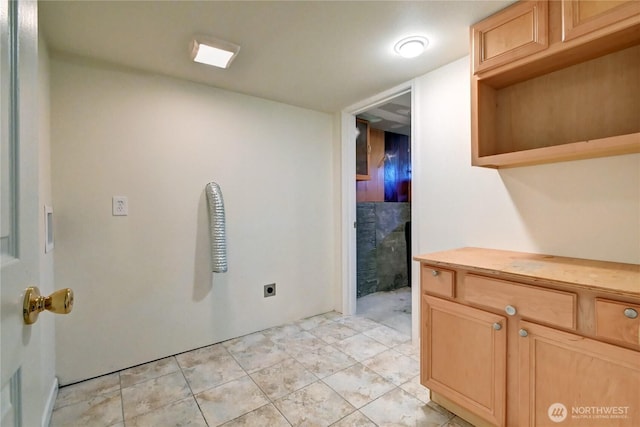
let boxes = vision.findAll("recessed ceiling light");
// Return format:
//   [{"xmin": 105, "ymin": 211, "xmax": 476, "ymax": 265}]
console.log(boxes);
[
  {"xmin": 394, "ymin": 36, "xmax": 429, "ymax": 58},
  {"xmin": 190, "ymin": 36, "xmax": 240, "ymax": 69}
]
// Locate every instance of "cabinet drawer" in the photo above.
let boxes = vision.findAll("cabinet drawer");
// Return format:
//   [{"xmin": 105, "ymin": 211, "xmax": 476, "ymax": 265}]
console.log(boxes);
[
  {"xmin": 464, "ymin": 274, "xmax": 576, "ymax": 329},
  {"xmin": 595, "ymin": 298, "xmax": 640, "ymax": 347},
  {"xmin": 422, "ymin": 265, "xmax": 454, "ymax": 298}
]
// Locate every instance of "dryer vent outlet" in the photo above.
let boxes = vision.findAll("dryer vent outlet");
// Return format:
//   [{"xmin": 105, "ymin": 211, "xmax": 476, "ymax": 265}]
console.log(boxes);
[{"xmin": 264, "ymin": 283, "xmax": 276, "ymax": 298}]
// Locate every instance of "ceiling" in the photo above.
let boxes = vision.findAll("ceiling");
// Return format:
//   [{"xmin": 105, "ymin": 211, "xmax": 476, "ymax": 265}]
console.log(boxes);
[
  {"xmin": 358, "ymin": 92, "xmax": 412, "ymax": 136},
  {"xmin": 39, "ymin": 1, "xmax": 514, "ymax": 114}
]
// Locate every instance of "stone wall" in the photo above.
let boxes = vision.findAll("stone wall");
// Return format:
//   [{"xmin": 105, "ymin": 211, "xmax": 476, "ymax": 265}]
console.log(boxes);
[{"xmin": 356, "ymin": 202, "xmax": 411, "ymax": 297}]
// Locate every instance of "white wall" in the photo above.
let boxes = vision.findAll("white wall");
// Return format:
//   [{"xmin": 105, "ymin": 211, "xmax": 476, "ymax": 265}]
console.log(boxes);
[
  {"xmin": 51, "ymin": 57, "xmax": 336, "ymax": 384},
  {"xmin": 411, "ymin": 56, "xmax": 640, "ymax": 340},
  {"xmin": 413, "ymin": 56, "xmax": 640, "ymax": 262}
]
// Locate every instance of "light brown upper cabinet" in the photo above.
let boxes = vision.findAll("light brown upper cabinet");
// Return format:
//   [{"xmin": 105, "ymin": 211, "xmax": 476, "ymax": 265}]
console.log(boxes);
[
  {"xmin": 472, "ymin": 1, "xmax": 548, "ymax": 74},
  {"xmin": 563, "ymin": 0, "xmax": 640, "ymax": 42},
  {"xmin": 471, "ymin": 0, "xmax": 640, "ymax": 168}
]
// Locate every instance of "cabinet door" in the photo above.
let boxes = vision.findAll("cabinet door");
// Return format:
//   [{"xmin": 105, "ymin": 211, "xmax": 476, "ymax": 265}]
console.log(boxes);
[
  {"xmin": 518, "ymin": 320, "xmax": 640, "ymax": 426},
  {"xmin": 562, "ymin": 0, "xmax": 640, "ymax": 42},
  {"xmin": 422, "ymin": 296, "xmax": 507, "ymax": 426},
  {"xmin": 356, "ymin": 118, "xmax": 370, "ymax": 181},
  {"xmin": 471, "ymin": 0, "xmax": 548, "ymax": 74}
]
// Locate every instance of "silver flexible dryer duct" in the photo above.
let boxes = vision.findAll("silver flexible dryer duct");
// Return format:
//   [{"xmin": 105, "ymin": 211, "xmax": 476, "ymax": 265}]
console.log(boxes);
[{"xmin": 205, "ymin": 182, "xmax": 228, "ymax": 273}]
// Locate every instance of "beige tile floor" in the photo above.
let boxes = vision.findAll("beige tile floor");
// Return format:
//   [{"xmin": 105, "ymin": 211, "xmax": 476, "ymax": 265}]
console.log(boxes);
[{"xmin": 50, "ymin": 287, "xmax": 474, "ymax": 426}]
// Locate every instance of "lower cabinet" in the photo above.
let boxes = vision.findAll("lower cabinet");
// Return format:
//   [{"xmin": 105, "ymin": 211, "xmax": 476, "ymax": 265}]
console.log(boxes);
[
  {"xmin": 418, "ymin": 249, "xmax": 640, "ymax": 427},
  {"xmin": 518, "ymin": 320, "xmax": 640, "ymax": 426},
  {"xmin": 422, "ymin": 295, "xmax": 507, "ymax": 427},
  {"xmin": 422, "ymin": 292, "xmax": 640, "ymax": 427}
]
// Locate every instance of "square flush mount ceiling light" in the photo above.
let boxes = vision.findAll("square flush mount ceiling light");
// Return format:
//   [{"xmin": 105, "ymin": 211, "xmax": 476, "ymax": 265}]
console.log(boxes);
[{"xmin": 190, "ymin": 35, "xmax": 240, "ymax": 69}]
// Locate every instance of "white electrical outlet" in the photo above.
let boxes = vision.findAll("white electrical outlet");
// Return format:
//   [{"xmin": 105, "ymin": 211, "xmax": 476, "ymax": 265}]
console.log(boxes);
[{"xmin": 112, "ymin": 196, "xmax": 128, "ymax": 216}]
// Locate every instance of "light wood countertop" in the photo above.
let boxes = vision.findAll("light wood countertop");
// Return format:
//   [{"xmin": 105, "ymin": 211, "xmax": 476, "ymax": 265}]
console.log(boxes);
[{"xmin": 414, "ymin": 247, "xmax": 640, "ymax": 297}]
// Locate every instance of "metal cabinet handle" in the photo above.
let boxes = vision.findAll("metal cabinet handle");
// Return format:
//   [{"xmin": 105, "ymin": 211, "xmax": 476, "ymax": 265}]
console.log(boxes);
[
  {"xmin": 431, "ymin": 270, "xmax": 439, "ymax": 277},
  {"xmin": 493, "ymin": 322, "xmax": 502, "ymax": 331},
  {"xmin": 519, "ymin": 328, "xmax": 529, "ymax": 337},
  {"xmin": 624, "ymin": 308, "xmax": 638, "ymax": 319},
  {"xmin": 505, "ymin": 305, "xmax": 517, "ymax": 316}
]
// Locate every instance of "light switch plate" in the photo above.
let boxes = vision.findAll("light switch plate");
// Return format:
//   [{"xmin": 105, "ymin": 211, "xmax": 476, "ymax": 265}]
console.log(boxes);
[{"xmin": 112, "ymin": 196, "xmax": 128, "ymax": 216}]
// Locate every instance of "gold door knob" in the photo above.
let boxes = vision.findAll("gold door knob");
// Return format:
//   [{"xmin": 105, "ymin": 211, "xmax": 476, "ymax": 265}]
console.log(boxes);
[{"xmin": 23, "ymin": 286, "xmax": 74, "ymax": 325}]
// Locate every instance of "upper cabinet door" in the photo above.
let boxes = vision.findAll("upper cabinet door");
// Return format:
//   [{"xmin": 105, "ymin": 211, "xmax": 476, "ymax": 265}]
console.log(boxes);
[
  {"xmin": 355, "ymin": 118, "xmax": 370, "ymax": 181},
  {"xmin": 472, "ymin": 0, "xmax": 548, "ymax": 74},
  {"xmin": 562, "ymin": 0, "xmax": 640, "ymax": 42}
]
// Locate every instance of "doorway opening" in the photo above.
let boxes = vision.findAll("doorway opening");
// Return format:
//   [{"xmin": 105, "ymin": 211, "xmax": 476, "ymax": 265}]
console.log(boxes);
[{"xmin": 354, "ymin": 91, "xmax": 412, "ymax": 337}]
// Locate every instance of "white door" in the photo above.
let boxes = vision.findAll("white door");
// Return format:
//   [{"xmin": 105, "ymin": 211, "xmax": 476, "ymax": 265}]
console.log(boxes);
[{"xmin": 1, "ymin": 1, "xmax": 49, "ymax": 426}]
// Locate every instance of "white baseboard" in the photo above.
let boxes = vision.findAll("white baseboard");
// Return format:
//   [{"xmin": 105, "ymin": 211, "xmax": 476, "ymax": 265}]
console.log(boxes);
[{"xmin": 42, "ymin": 377, "xmax": 58, "ymax": 427}]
